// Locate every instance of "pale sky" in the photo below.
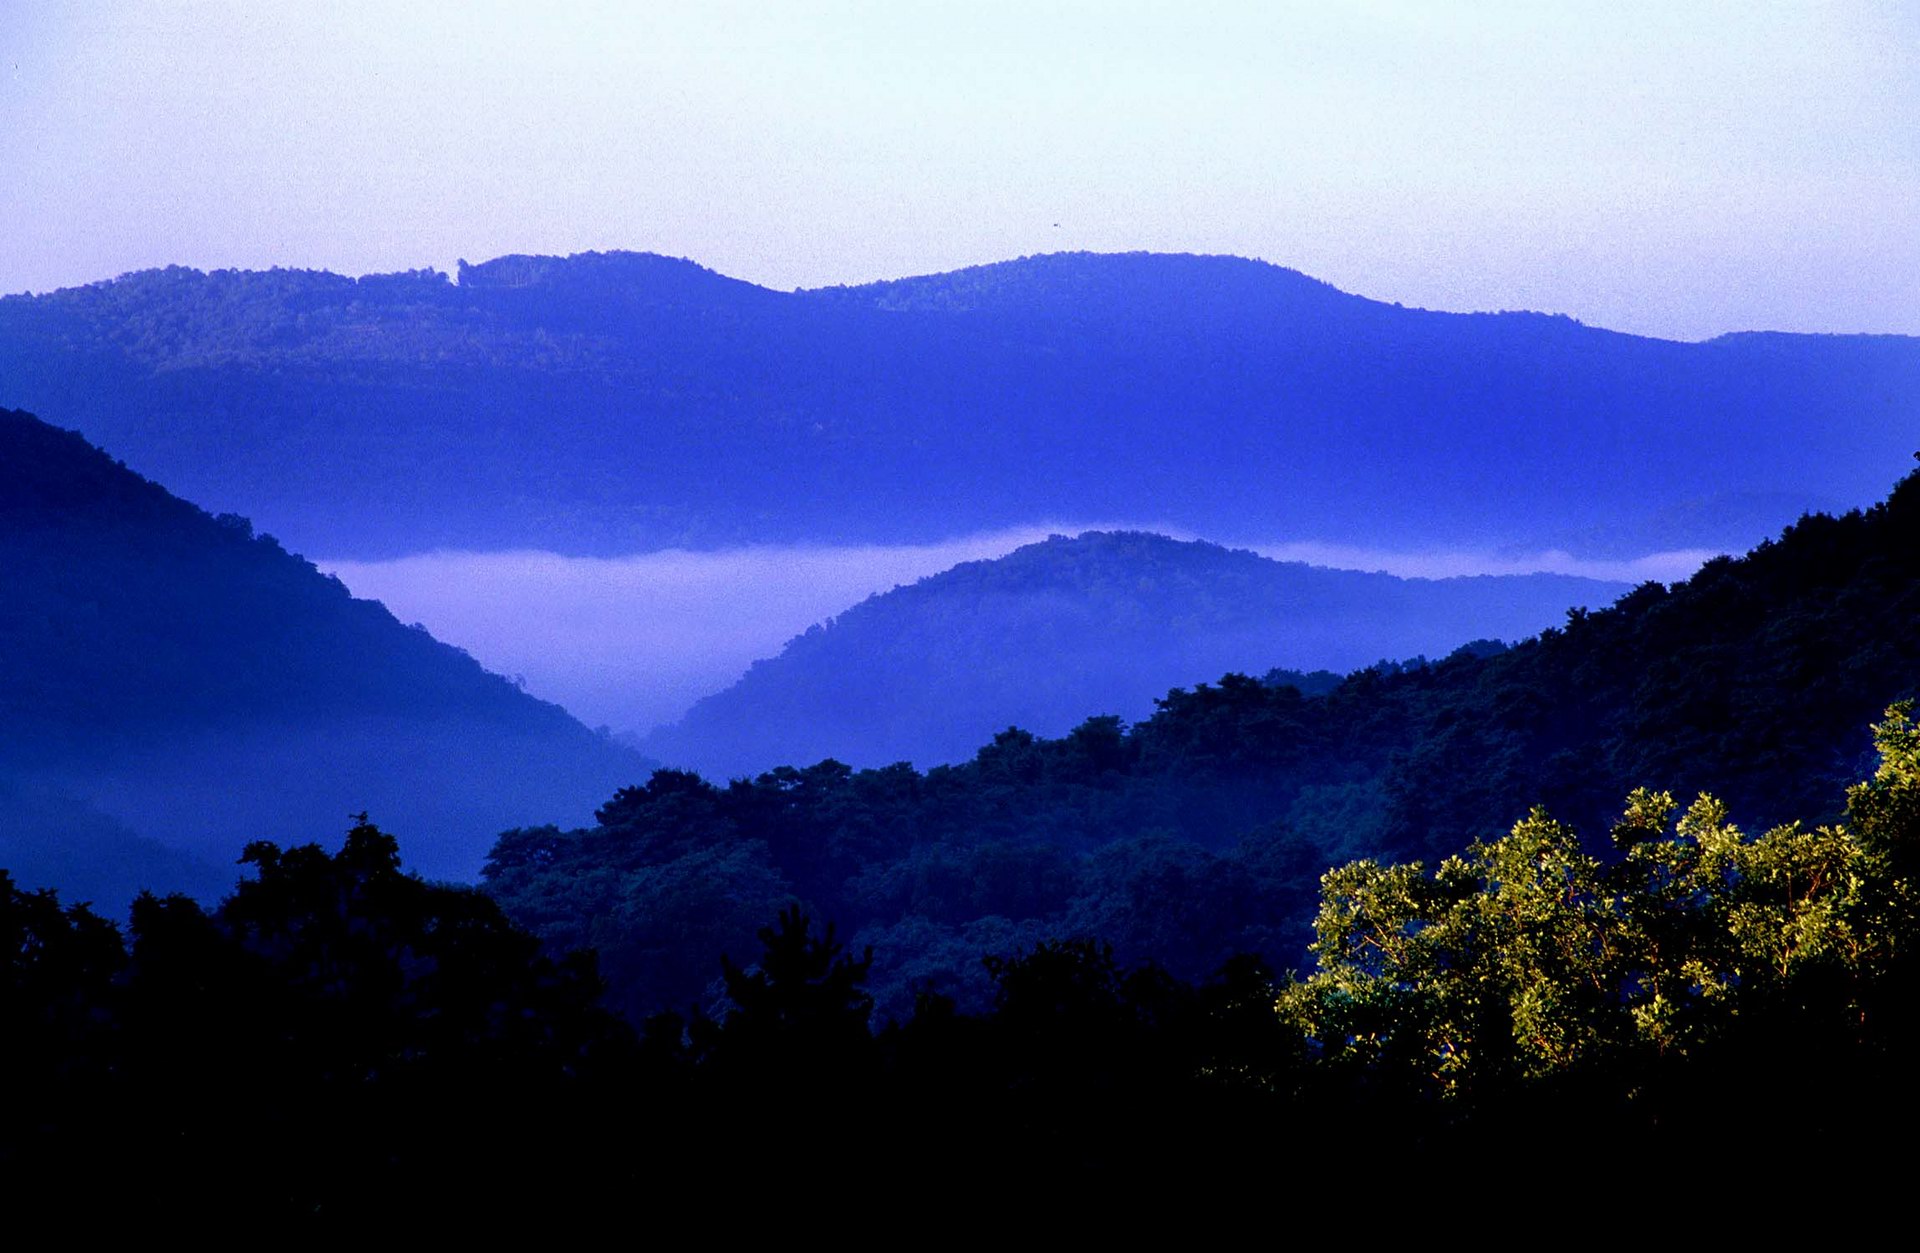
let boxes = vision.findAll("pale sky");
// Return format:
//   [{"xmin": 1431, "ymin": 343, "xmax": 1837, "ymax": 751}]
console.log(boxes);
[{"xmin": 3, "ymin": 1, "xmax": 1916, "ymax": 340}]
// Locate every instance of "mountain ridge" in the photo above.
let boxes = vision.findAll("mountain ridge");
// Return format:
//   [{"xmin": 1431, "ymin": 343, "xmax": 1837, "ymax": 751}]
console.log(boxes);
[
  {"xmin": 0, "ymin": 408, "xmax": 648, "ymax": 896},
  {"xmin": 3, "ymin": 249, "xmax": 1914, "ymax": 561},
  {"xmin": 641, "ymin": 528, "xmax": 1630, "ymax": 778}
]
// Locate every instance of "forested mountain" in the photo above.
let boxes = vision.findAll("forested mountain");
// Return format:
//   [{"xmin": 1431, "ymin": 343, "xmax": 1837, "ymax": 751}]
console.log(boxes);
[
  {"xmin": 9, "ymin": 492, "xmax": 1920, "ymax": 1219},
  {"xmin": 487, "ymin": 466, "xmax": 1920, "ymax": 1024},
  {"xmin": 0, "ymin": 409, "xmax": 645, "ymax": 899},
  {"xmin": 643, "ymin": 531, "xmax": 1626, "ymax": 777},
  {"xmin": 12, "ymin": 717, "xmax": 1920, "ymax": 1217},
  {"xmin": 2, "ymin": 251, "xmax": 1914, "ymax": 560}
]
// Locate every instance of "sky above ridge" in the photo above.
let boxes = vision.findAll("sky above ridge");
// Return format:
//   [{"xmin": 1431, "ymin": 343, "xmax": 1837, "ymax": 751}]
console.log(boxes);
[{"xmin": 2, "ymin": 1, "xmax": 1916, "ymax": 341}]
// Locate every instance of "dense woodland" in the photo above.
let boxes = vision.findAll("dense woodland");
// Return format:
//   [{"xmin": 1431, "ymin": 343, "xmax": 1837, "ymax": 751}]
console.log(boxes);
[
  {"xmin": 4, "ymin": 457, "xmax": 1919, "ymax": 1216},
  {"xmin": 3, "ymin": 251, "xmax": 1913, "ymax": 559},
  {"xmin": 644, "ymin": 529, "xmax": 1622, "ymax": 776},
  {"xmin": 491, "ymin": 469, "xmax": 1920, "ymax": 1022},
  {"xmin": 6, "ymin": 703, "xmax": 1917, "ymax": 1218}
]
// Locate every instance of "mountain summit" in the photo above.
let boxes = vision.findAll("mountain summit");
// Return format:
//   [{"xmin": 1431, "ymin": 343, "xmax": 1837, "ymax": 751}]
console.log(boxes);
[
  {"xmin": 803, "ymin": 250, "xmax": 1358, "ymax": 324},
  {"xmin": 2, "ymin": 250, "xmax": 1914, "ymax": 560},
  {"xmin": 642, "ymin": 530, "xmax": 1627, "ymax": 777}
]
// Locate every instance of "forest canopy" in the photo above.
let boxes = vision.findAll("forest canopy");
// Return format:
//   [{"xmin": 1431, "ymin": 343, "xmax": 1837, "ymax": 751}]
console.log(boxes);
[
  {"xmin": 486, "ymin": 468, "xmax": 1920, "ymax": 1023},
  {"xmin": 5, "ymin": 704, "xmax": 1917, "ymax": 1218}
]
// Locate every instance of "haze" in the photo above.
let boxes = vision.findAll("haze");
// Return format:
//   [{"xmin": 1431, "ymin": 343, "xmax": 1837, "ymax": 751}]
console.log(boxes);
[
  {"xmin": 4, "ymin": 1, "xmax": 1916, "ymax": 341},
  {"xmin": 323, "ymin": 532, "xmax": 1715, "ymax": 734}
]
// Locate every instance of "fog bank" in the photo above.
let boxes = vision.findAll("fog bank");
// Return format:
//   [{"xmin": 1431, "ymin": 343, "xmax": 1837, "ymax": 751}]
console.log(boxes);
[{"xmin": 323, "ymin": 532, "xmax": 1719, "ymax": 735}]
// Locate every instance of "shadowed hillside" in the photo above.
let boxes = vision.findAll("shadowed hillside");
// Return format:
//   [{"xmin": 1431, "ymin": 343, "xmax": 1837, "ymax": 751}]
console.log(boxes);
[{"xmin": 0, "ymin": 409, "xmax": 647, "ymax": 897}]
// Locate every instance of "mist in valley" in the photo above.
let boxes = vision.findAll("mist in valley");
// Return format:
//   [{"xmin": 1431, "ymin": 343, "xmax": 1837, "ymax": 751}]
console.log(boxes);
[{"xmin": 323, "ymin": 531, "xmax": 1723, "ymax": 737}]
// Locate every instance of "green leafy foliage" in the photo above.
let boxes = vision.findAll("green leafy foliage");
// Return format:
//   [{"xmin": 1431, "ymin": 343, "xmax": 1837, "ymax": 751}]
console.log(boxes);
[
  {"xmin": 9, "ymin": 719, "xmax": 1920, "ymax": 1216},
  {"xmin": 1282, "ymin": 761, "xmax": 1913, "ymax": 1096},
  {"xmin": 1849, "ymin": 700, "xmax": 1920, "ymax": 868}
]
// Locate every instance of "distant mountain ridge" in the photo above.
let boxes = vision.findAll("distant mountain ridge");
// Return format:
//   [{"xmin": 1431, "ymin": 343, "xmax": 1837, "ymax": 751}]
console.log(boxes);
[
  {"xmin": 0, "ymin": 409, "xmax": 647, "ymax": 900},
  {"xmin": 804, "ymin": 251, "xmax": 1358, "ymax": 324},
  {"xmin": 642, "ymin": 530, "xmax": 1629, "ymax": 777},
  {"xmin": 2, "ymin": 250, "xmax": 1913, "ymax": 561}
]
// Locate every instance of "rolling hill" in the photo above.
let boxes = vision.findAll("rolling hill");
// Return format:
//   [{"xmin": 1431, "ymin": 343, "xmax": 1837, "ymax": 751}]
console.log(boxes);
[
  {"xmin": 0, "ymin": 408, "xmax": 647, "ymax": 900},
  {"xmin": 641, "ymin": 530, "xmax": 1628, "ymax": 777},
  {"xmin": 1, "ymin": 251, "xmax": 1913, "ymax": 561}
]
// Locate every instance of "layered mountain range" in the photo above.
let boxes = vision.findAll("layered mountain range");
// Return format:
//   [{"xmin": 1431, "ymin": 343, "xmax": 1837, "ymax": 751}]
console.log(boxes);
[
  {"xmin": 494, "ymin": 466, "xmax": 1920, "ymax": 1022},
  {"xmin": 643, "ymin": 530, "xmax": 1628, "ymax": 777},
  {"xmin": 3, "ymin": 250, "xmax": 1913, "ymax": 561}
]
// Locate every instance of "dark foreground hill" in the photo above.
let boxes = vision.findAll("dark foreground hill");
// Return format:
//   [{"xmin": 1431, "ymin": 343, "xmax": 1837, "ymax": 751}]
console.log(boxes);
[
  {"xmin": 487, "ymin": 466, "xmax": 1920, "ymax": 1024},
  {"xmin": 2, "ymin": 251, "xmax": 1914, "ymax": 560},
  {"xmin": 643, "ymin": 530, "xmax": 1627, "ymax": 776},
  {"xmin": 0, "ymin": 409, "xmax": 645, "ymax": 900},
  {"xmin": 8, "ymin": 732, "xmax": 1920, "ymax": 1219}
]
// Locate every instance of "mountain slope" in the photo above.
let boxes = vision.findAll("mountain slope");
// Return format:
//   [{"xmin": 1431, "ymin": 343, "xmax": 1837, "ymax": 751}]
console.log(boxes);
[
  {"xmin": 0, "ymin": 409, "xmax": 646, "ymax": 894},
  {"xmin": 0, "ymin": 776, "xmax": 228, "ymax": 906},
  {"xmin": 2, "ymin": 251, "xmax": 1914, "ymax": 560},
  {"xmin": 642, "ymin": 531, "xmax": 1628, "ymax": 776},
  {"xmin": 488, "ymin": 465, "xmax": 1920, "ymax": 1023}
]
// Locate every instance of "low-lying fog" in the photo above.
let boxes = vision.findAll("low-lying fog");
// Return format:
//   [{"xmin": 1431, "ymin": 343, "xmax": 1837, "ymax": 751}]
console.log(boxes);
[{"xmin": 322, "ymin": 531, "xmax": 1718, "ymax": 737}]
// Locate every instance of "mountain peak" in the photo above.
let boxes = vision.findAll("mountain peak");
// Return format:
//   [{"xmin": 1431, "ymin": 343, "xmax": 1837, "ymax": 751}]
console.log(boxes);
[
  {"xmin": 643, "ymin": 528, "xmax": 1627, "ymax": 778},
  {"xmin": 449, "ymin": 250, "xmax": 793, "ymax": 319},
  {"xmin": 801, "ymin": 250, "xmax": 1358, "ymax": 322},
  {"xmin": 455, "ymin": 249, "xmax": 731, "ymax": 293}
]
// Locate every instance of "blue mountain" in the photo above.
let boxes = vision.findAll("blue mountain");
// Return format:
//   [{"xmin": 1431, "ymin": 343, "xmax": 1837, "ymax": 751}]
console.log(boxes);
[
  {"xmin": 0, "ymin": 409, "xmax": 646, "ymax": 900},
  {"xmin": 2, "ymin": 251, "xmax": 1911, "ymax": 560},
  {"xmin": 643, "ymin": 530, "xmax": 1628, "ymax": 777}
]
